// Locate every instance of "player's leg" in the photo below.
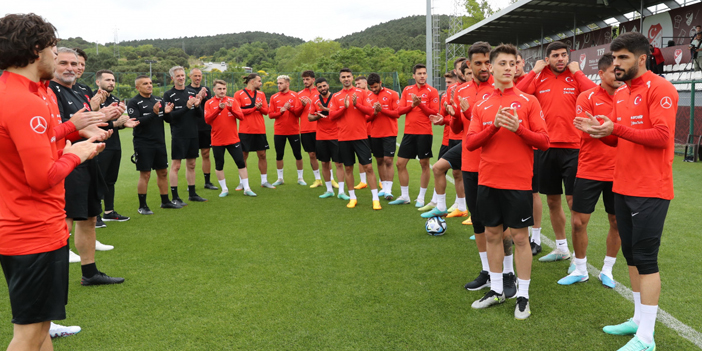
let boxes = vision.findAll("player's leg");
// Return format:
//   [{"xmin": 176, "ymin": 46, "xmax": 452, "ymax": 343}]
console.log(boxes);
[
  {"xmin": 500, "ymin": 189, "xmax": 534, "ymax": 318},
  {"xmin": 600, "ymin": 181, "xmax": 619, "ymax": 288},
  {"xmin": 447, "ymin": 169, "xmax": 467, "ymax": 217},
  {"xmin": 8, "ymin": 320, "xmax": 51, "ymax": 351},
  {"xmin": 421, "ymin": 159, "xmax": 450, "ymax": 218},
  {"xmin": 382, "ymin": 137, "xmax": 397, "ymax": 199},
  {"xmin": 471, "ymin": 186, "xmax": 506, "ymax": 309},
  {"xmin": 212, "ymin": 146, "xmax": 229, "ymax": 197},
  {"xmin": 463, "ymin": 171, "xmax": 489, "ymax": 290},
  {"xmin": 169, "ymin": 159, "xmax": 183, "ymax": 202},
  {"xmin": 186, "ymin": 157, "xmax": 206, "ymax": 202},
  {"xmin": 559, "ymin": 177, "xmax": 599, "ymax": 284},
  {"xmin": 316, "ymin": 140, "xmax": 334, "ymax": 198},
  {"xmin": 290, "ymin": 135, "xmax": 305, "ymax": 185},
  {"xmin": 356, "ymin": 139, "xmax": 380, "ymax": 209},
  {"xmin": 199, "ymin": 129, "xmax": 216, "ymax": 190},
  {"xmin": 539, "ymin": 150, "xmax": 570, "ymax": 261},
  {"xmin": 229, "ymin": 143, "xmax": 255, "ymax": 197},
  {"xmin": 273, "ymin": 135, "xmax": 286, "ymax": 186},
  {"xmin": 302, "ymin": 133, "xmax": 321, "ymax": 188},
  {"xmin": 156, "ymin": 164, "xmax": 180, "ymax": 209},
  {"xmin": 415, "ymin": 135, "xmax": 433, "ymax": 207},
  {"xmin": 258, "ymin": 148, "xmax": 273, "ymax": 188}
]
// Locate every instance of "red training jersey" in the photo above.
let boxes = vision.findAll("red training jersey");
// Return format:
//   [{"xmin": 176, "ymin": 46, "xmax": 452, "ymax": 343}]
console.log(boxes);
[
  {"xmin": 235, "ymin": 89, "xmax": 269, "ymax": 134},
  {"xmin": 610, "ymin": 70, "xmax": 677, "ymax": 200},
  {"xmin": 366, "ymin": 87, "xmax": 400, "ymax": 138},
  {"xmin": 398, "ymin": 83, "xmax": 439, "ymax": 135},
  {"xmin": 269, "ymin": 90, "xmax": 303, "ymax": 136},
  {"xmin": 0, "ymin": 72, "xmax": 79, "ymax": 255},
  {"xmin": 575, "ymin": 85, "xmax": 617, "ymax": 182},
  {"xmin": 205, "ymin": 96, "xmax": 244, "ymax": 146},
  {"xmin": 517, "ymin": 66, "xmax": 597, "ymax": 148},
  {"xmin": 329, "ymin": 87, "xmax": 375, "ymax": 141},
  {"xmin": 298, "ymin": 86, "xmax": 319, "ymax": 134},
  {"xmin": 452, "ymin": 77, "xmax": 495, "ymax": 172},
  {"xmin": 311, "ymin": 94, "xmax": 339, "ymax": 140},
  {"xmin": 465, "ymin": 86, "xmax": 549, "ymax": 190}
]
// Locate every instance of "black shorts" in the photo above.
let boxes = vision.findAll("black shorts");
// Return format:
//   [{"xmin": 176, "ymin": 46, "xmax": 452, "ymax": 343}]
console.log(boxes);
[
  {"xmin": 171, "ymin": 137, "xmax": 199, "ymax": 160},
  {"xmin": 614, "ymin": 194, "xmax": 670, "ymax": 275},
  {"xmin": 198, "ymin": 130, "xmax": 211, "ymax": 149},
  {"xmin": 212, "ymin": 143, "xmax": 246, "ymax": 170},
  {"xmin": 398, "ymin": 134, "xmax": 433, "ymax": 159},
  {"xmin": 539, "ymin": 148, "xmax": 579, "ymax": 195},
  {"xmin": 64, "ymin": 163, "xmax": 102, "ymax": 220},
  {"xmin": 239, "ymin": 133, "xmax": 269, "ymax": 152},
  {"xmin": 301, "ymin": 132, "xmax": 316, "ymax": 153},
  {"xmin": 448, "ymin": 139, "xmax": 461, "ymax": 149},
  {"xmin": 438, "ymin": 145, "xmax": 449, "ymax": 160},
  {"xmin": 316, "ymin": 139, "xmax": 340, "ymax": 163},
  {"xmin": 274, "ymin": 134, "xmax": 302, "ymax": 161},
  {"xmin": 97, "ymin": 149, "xmax": 121, "ymax": 185},
  {"xmin": 441, "ymin": 142, "xmax": 462, "ymax": 170},
  {"xmin": 134, "ymin": 146, "xmax": 169, "ymax": 172},
  {"xmin": 339, "ymin": 139, "xmax": 373, "ymax": 167},
  {"xmin": 532, "ymin": 149, "xmax": 542, "ymax": 193},
  {"xmin": 463, "ymin": 171, "xmax": 485, "ymax": 234},
  {"xmin": 0, "ymin": 243, "xmax": 68, "ymax": 324},
  {"xmin": 572, "ymin": 178, "xmax": 615, "ymax": 215},
  {"xmin": 476, "ymin": 186, "xmax": 533, "ymax": 229},
  {"xmin": 370, "ymin": 136, "xmax": 397, "ymax": 158}
]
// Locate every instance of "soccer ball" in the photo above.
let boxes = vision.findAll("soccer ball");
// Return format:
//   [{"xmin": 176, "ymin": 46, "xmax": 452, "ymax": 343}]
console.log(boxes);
[{"xmin": 425, "ymin": 216, "xmax": 447, "ymax": 236}]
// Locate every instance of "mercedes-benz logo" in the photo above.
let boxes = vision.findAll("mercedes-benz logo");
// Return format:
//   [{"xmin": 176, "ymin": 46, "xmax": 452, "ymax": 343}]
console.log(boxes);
[
  {"xmin": 30, "ymin": 116, "xmax": 47, "ymax": 134},
  {"xmin": 660, "ymin": 96, "xmax": 673, "ymax": 109}
]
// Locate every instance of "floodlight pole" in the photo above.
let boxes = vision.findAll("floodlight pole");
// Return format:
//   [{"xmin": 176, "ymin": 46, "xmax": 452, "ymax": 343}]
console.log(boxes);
[
  {"xmin": 145, "ymin": 60, "xmax": 157, "ymax": 79},
  {"xmin": 426, "ymin": 0, "xmax": 433, "ymax": 86}
]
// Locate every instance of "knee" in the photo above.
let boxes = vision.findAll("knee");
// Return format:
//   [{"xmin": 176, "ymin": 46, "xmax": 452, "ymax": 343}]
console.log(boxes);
[{"xmin": 546, "ymin": 196, "xmax": 561, "ymax": 208}]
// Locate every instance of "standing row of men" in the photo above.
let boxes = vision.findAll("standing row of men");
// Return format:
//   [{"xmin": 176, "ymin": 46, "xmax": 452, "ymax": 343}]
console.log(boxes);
[{"xmin": 0, "ymin": 12, "xmax": 677, "ymax": 351}]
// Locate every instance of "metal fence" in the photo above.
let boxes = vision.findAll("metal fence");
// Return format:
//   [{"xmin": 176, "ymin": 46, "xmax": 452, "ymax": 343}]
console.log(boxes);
[{"xmin": 77, "ymin": 71, "xmax": 401, "ymax": 102}]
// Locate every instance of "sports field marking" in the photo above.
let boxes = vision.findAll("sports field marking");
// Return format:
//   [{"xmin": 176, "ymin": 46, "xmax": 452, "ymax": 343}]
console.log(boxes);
[{"xmin": 539, "ymin": 235, "xmax": 702, "ymax": 349}]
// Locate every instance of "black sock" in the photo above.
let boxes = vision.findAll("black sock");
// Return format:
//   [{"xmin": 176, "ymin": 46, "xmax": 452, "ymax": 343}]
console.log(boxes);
[
  {"xmin": 138, "ymin": 194, "xmax": 147, "ymax": 208},
  {"xmin": 171, "ymin": 186, "xmax": 179, "ymax": 199},
  {"xmin": 188, "ymin": 185, "xmax": 196, "ymax": 197},
  {"xmin": 204, "ymin": 173, "xmax": 211, "ymax": 184},
  {"xmin": 161, "ymin": 194, "xmax": 170, "ymax": 204},
  {"xmin": 81, "ymin": 263, "xmax": 99, "ymax": 278}
]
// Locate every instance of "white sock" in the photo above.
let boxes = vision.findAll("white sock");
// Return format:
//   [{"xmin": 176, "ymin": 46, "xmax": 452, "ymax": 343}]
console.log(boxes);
[
  {"xmin": 457, "ymin": 197, "xmax": 466, "ymax": 211},
  {"xmin": 489, "ymin": 272, "xmax": 503, "ymax": 294},
  {"xmin": 218, "ymin": 179, "xmax": 228, "ymax": 192},
  {"xmin": 261, "ymin": 174, "xmax": 268, "ymax": 184},
  {"xmin": 531, "ymin": 227, "xmax": 541, "ymax": 245},
  {"xmin": 517, "ymin": 279, "xmax": 531, "ymax": 299},
  {"xmin": 330, "ymin": 171, "xmax": 335, "ymax": 181},
  {"xmin": 349, "ymin": 190, "xmax": 356, "ymax": 200},
  {"xmin": 636, "ymin": 304, "xmax": 658, "ymax": 344},
  {"xmin": 436, "ymin": 194, "xmax": 447, "ymax": 211},
  {"xmin": 556, "ymin": 239, "xmax": 569, "ymax": 253},
  {"xmin": 387, "ymin": 181, "xmax": 393, "ymax": 193},
  {"xmin": 297, "ymin": 169, "xmax": 303, "ymax": 179},
  {"xmin": 276, "ymin": 169, "xmax": 284, "ymax": 180},
  {"xmin": 633, "ymin": 292, "xmax": 642, "ymax": 325},
  {"xmin": 241, "ymin": 178, "xmax": 250, "ymax": 191},
  {"xmin": 360, "ymin": 172, "xmax": 367, "ymax": 183},
  {"xmin": 313, "ymin": 169, "xmax": 321, "ymax": 180},
  {"xmin": 479, "ymin": 251, "xmax": 490, "ymax": 272},
  {"xmin": 238, "ymin": 175, "xmax": 242, "ymax": 184},
  {"xmin": 431, "ymin": 189, "xmax": 438, "ymax": 204},
  {"xmin": 325, "ymin": 181, "xmax": 333, "ymax": 193},
  {"xmin": 371, "ymin": 189, "xmax": 379, "ymax": 201},
  {"xmin": 574, "ymin": 257, "xmax": 587, "ymax": 275},
  {"xmin": 601, "ymin": 256, "xmax": 616, "ymax": 278},
  {"xmin": 338, "ymin": 182, "xmax": 345, "ymax": 194},
  {"xmin": 401, "ymin": 186, "xmax": 409, "ymax": 199},
  {"xmin": 417, "ymin": 187, "xmax": 427, "ymax": 202},
  {"xmin": 503, "ymin": 255, "xmax": 514, "ymax": 274}
]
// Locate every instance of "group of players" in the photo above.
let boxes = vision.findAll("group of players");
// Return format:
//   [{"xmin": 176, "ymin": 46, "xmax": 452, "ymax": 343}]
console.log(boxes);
[{"xmin": 0, "ymin": 12, "xmax": 677, "ymax": 351}]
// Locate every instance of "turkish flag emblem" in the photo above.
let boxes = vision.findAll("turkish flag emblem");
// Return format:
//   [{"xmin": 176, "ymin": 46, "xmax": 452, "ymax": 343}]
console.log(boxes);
[
  {"xmin": 580, "ymin": 54, "xmax": 587, "ymax": 70},
  {"xmin": 674, "ymin": 49, "xmax": 683, "ymax": 64},
  {"xmin": 648, "ymin": 23, "xmax": 663, "ymax": 46}
]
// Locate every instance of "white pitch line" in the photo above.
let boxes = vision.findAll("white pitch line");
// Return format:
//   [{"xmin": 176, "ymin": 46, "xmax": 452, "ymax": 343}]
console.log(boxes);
[{"xmin": 539, "ymin": 235, "xmax": 702, "ymax": 349}]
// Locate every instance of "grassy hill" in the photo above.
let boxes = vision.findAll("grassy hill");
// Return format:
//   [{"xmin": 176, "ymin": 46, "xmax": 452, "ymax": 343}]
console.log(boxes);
[{"xmin": 336, "ymin": 15, "xmax": 450, "ymax": 52}]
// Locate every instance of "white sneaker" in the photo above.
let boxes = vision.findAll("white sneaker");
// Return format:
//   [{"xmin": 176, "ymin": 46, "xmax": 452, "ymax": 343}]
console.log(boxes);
[
  {"xmin": 95, "ymin": 240, "xmax": 114, "ymax": 251},
  {"xmin": 69, "ymin": 250, "xmax": 81, "ymax": 263},
  {"xmin": 49, "ymin": 322, "xmax": 81, "ymax": 338}
]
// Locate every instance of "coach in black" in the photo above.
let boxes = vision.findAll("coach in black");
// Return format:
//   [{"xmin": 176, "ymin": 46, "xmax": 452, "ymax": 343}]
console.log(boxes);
[
  {"xmin": 96, "ymin": 69, "xmax": 138, "ymax": 225},
  {"xmin": 187, "ymin": 68, "xmax": 217, "ymax": 190},
  {"xmin": 128, "ymin": 75, "xmax": 181, "ymax": 214},
  {"xmin": 50, "ymin": 47, "xmax": 124, "ymax": 286},
  {"xmin": 163, "ymin": 65, "xmax": 207, "ymax": 205}
]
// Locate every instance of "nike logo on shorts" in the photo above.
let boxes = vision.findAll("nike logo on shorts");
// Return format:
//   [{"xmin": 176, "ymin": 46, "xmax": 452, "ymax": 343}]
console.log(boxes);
[
  {"xmin": 521, "ymin": 216, "xmax": 531, "ymax": 222},
  {"xmin": 632, "ymin": 212, "xmax": 639, "ymax": 217},
  {"xmin": 294, "ymin": 139, "xmax": 299, "ymax": 142}
]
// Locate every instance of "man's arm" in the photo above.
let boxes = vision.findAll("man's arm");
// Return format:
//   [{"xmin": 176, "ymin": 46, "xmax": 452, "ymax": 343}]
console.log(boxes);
[
  {"xmin": 464, "ymin": 106, "xmax": 499, "ymax": 151},
  {"xmin": 204, "ymin": 100, "xmax": 221, "ymax": 125},
  {"xmin": 417, "ymin": 89, "xmax": 440, "ymax": 116}
]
